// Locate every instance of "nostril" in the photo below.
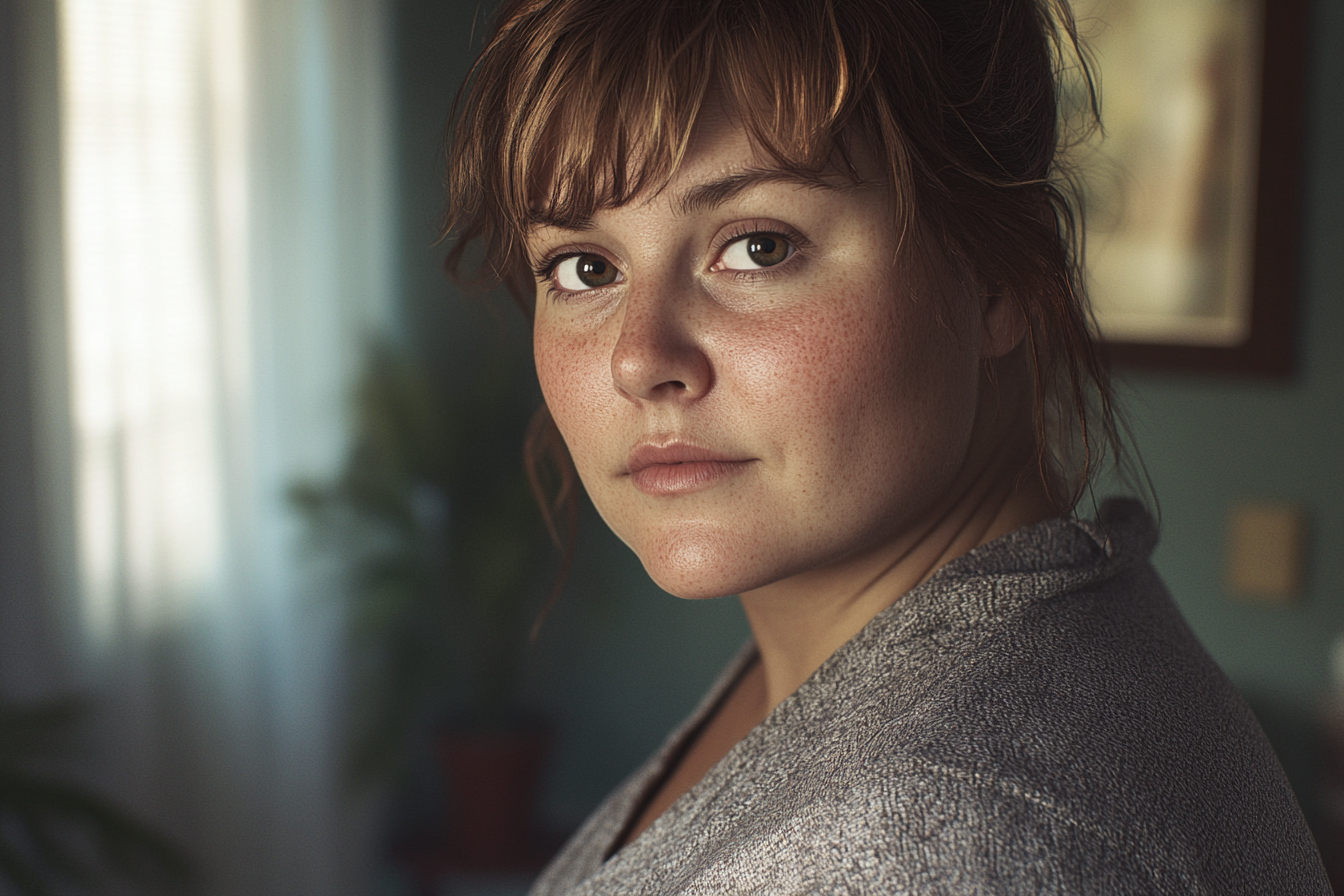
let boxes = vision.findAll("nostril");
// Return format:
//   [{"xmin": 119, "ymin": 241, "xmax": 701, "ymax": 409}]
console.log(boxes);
[
  {"xmin": 608, "ymin": 309, "xmax": 713, "ymax": 401},
  {"xmin": 643, "ymin": 379, "xmax": 689, "ymax": 397}
]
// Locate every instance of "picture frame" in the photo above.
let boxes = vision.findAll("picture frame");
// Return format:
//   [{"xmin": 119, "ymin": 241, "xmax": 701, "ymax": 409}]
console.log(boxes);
[{"xmin": 1076, "ymin": 0, "xmax": 1309, "ymax": 376}]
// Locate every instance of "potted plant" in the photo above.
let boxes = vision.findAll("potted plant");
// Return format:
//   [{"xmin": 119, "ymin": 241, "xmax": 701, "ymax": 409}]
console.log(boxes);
[{"xmin": 289, "ymin": 339, "xmax": 559, "ymax": 871}]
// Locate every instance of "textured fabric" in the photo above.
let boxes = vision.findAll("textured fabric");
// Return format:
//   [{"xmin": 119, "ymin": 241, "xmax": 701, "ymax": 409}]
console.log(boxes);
[{"xmin": 530, "ymin": 500, "xmax": 1330, "ymax": 895}]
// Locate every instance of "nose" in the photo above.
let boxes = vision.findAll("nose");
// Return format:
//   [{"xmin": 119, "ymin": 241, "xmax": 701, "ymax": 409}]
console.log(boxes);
[{"xmin": 610, "ymin": 281, "xmax": 713, "ymax": 404}]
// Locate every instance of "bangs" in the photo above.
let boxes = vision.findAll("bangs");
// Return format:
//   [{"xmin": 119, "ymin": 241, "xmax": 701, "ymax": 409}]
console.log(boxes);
[
  {"xmin": 448, "ymin": 0, "xmax": 1124, "ymax": 524},
  {"xmin": 446, "ymin": 0, "xmax": 912, "ymax": 296}
]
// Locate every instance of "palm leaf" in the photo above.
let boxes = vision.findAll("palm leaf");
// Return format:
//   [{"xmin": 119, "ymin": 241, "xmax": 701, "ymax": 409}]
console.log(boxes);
[{"xmin": 289, "ymin": 338, "xmax": 554, "ymax": 787}]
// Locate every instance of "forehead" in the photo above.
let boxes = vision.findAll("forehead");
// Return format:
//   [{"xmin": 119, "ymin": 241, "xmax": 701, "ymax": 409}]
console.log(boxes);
[{"xmin": 526, "ymin": 107, "xmax": 868, "ymax": 237}]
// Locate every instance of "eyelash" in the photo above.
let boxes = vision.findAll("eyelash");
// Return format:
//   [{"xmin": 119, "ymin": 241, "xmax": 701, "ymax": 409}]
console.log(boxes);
[
  {"xmin": 532, "ymin": 222, "xmax": 810, "ymax": 300},
  {"xmin": 532, "ymin": 245, "xmax": 612, "ymax": 302},
  {"xmin": 532, "ymin": 247, "xmax": 595, "ymax": 283},
  {"xmin": 710, "ymin": 223, "xmax": 809, "ymax": 279}
]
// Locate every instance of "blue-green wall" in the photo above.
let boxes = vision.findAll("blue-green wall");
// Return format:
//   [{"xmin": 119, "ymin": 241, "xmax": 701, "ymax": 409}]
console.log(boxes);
[
  {"xmin": 394, "ymin": 0, "xmax": 1344, "ymax": 841},
  {"xmin": 1098, "ymin": 0, "xmax": 1344, "ymax": 820}
]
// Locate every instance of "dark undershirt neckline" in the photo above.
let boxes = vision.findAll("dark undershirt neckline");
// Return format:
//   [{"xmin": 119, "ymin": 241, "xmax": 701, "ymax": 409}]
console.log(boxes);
[{"xmin": 603, "ymin": 651, "xmax": 762, "ymax": 862}]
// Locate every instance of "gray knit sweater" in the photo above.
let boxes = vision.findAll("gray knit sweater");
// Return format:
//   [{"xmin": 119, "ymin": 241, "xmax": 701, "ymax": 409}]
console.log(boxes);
[{"xmin": 530, "ymin": 500, "xmax": 1330, "ymax": 894}]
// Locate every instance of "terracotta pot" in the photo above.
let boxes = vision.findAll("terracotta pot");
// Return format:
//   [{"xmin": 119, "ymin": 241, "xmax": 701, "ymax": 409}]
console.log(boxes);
[{"xmin": 435, "ymin": 724, "xmax": 552, "ymax": 871}]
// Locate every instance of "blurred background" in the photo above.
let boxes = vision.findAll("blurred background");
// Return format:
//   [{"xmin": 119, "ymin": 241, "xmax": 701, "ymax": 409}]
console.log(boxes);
[{"xmin": 0, "ymin": 0, "xmax": 1340, "ymax": 893}]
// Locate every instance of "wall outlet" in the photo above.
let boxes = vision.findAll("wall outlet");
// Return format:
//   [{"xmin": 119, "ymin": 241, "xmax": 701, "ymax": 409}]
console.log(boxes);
[{"xmin": 1225, "ymin": 501, "xmax": 1308, "ymax": 603}]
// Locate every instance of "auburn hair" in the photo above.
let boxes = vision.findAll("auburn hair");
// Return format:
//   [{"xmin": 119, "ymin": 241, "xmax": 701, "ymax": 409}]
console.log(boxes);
[{"xmin": 442, "ymin": 0, "xmax": 1121, "ymax": 569}]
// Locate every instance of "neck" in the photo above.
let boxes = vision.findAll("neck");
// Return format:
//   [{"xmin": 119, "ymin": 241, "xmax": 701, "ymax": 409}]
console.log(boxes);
[{"xmin": 738, "ymin": 391, "xmax": 1059, "ymax": 712}]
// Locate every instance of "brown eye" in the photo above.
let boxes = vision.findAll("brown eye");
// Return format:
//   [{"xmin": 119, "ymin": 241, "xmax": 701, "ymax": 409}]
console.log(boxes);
[
  {"xmin": 746, "ymin": 236, "xmax": 787, "ymax": 266},
  {"xmin": 718, "ymin": 232, "xmax": 795, "ymax": 271},
  {"xmin": 576, "ymin": 254, "xmax": 616, "ymax": 287},
  {"xmin": 554, "ymin": 253, "xmax": 620, "ymax": 291}
]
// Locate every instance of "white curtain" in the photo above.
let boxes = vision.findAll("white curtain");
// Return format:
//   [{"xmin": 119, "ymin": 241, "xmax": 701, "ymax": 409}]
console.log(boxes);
[{"xmin": 32, "ymin": 0, "xmax": 395, "ymax": 892}]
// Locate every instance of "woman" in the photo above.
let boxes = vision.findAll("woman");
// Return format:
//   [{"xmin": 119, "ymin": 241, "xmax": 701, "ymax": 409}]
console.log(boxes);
[{"xmin": 443, "ymin": 0, "xmax": 1329, "ymax": 891}]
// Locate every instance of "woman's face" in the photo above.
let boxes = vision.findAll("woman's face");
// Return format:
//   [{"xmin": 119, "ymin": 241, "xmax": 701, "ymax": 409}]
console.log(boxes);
[{"xmin": 528, "ymin": 111, "xmax": 1000, "ymax": 600}]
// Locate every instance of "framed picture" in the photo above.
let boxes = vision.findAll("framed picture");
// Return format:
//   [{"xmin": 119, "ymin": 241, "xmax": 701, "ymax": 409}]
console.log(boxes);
[{"xmin": 1071, "ymin": 0, "xmax": 1309, "ymax": 376}]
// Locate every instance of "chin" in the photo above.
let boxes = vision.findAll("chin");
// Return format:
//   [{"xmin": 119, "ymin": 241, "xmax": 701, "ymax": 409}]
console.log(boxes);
[
  {"xmin": 640, "ymin": 562, "xmax": 755, "ymax": 601},
  {"xmin": 629, "ymin": 523, "xmax": 796, "ymax": 600}
]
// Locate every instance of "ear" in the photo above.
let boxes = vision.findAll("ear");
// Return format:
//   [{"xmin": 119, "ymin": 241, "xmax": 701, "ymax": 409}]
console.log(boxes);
[{"xmin": 980, "ymin": 290, "xmax": 1028, "ymax": 359}]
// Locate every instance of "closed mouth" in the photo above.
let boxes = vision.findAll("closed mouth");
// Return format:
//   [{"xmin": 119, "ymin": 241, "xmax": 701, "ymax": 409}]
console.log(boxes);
[{"xmin": 626, "ymin": 441, "xmax": 753, "ymax": 495}]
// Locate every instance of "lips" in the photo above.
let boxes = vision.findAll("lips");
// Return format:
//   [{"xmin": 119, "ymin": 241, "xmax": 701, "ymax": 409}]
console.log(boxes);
[{"xmin": 626, "ymin": 442, "xmax": 753, "ymax": 496}]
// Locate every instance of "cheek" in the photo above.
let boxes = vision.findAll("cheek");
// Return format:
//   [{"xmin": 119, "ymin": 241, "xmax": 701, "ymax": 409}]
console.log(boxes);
[
  {"xmin": 533, "ymin": 328, "xmax": 569, "ymax": 412},
  {"xmin": 859, "ymin": 301, "xmax": 981, "ymax": 465},
  {"xmin": 704, "ymin": 286, "xmax": 874, "ymax": 429},
  {"xmin": 727, "ymin": 285, "xmax": 945, "ymax": 426},
  {"xmin": 738, "ymin": 284, "xmax": 979, "ymax": 499},
  {"xmin": 533, "ymin": 321, "xmax": 616, "ymax": 473}
]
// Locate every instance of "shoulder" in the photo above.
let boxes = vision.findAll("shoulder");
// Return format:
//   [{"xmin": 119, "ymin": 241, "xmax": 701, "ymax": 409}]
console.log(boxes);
[
  {"xmin": 759, "ymin": 504, "xmax": 1328, "ymax": 893},
  {"xmin": 735, "ymin": 500, "xmax": 1329, "ymax": 893},
  {"xmin": 533, "ymin": 504, "xmax": 1331, "ymax": 895},
  {"xmin": 778, "ymin": 744, "xmax": 1328, "ymax": 894},
  {"xmin": 784, "ymin": 758, "xmax": 1159, "ymax": 893}
]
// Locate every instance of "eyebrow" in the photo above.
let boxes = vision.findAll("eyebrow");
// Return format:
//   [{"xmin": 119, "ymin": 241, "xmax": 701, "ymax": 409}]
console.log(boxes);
[
  {"xmin": 526, "ymin": 168, "xmax": 845, "ymax": 233},
  {"xmin": 676, "ymin": 169, "xmax": 842, "ymax": 215},
  {"xmin": 526, "ymin": 206, "xmax": 597, "ymax": 231}
]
